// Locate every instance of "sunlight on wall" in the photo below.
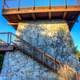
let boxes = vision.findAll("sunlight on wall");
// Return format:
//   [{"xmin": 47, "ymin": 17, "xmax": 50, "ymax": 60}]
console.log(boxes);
[
  {"xmin": 17, "ymin": 20, "xmax": 69, "ymax": 37},
  {"xmin": 58, "ymin": 64, "xmax": 76, "ymax": 80}
]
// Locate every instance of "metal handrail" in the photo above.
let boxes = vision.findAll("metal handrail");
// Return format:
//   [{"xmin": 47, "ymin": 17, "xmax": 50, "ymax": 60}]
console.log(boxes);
[
  {"xmin": 3, "ymin": 0, "xmax": 80, "ymax": 9},
  {"xmin": 0, "ymin": 32, "xmax": 63, "ymax": 72},
  {"xmin": 0, "ymin": 32, "xmax": 79, "ymax": 79}
]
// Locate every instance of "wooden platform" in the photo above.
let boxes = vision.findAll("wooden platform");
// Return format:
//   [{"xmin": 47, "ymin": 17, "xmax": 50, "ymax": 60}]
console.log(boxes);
[{"xmin": 2, "ymin": 6, "xmax": 80, "ymax": 30}]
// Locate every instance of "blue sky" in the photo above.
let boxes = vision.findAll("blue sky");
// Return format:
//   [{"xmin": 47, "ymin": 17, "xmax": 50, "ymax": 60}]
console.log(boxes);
[
  {"xmin": 4, "ymin": 0, "xmax": 79, "ymax": 8},
  {"xmin": 0, "ymin": 1, "xmax": 16, "ymax": 33},
  {"xmin": 0, "ymin": 0, "xmax": 80, "ymax": 51}
]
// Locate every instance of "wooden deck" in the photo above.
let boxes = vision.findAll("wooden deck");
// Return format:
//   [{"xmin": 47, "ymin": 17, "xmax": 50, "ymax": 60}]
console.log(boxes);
[{"xmin": 2, "ymin": 6, "xmax": 80, "ymax": 30}]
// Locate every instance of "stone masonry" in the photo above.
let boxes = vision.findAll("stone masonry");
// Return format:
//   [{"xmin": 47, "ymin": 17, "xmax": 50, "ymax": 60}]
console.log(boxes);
[{"xmin": 0, "ymin": 20, "xmax": 80, "ymax": 80}]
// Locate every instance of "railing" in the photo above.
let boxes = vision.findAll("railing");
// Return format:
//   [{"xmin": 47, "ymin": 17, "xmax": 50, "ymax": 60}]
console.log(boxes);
[
  {"xmin": 76, "ymin": 72, "xmax": 80, "ymax": 80},
  {"xmin": 0, "ymin": 32, "xmax": 79, "ymax": 79},
  {"xmin": 2, "ymin": 0, "xmax": 80, "ymax": 9},
  {"xmin": 0, "ymin": 32, "xmax": 63, "ymax": 72}
]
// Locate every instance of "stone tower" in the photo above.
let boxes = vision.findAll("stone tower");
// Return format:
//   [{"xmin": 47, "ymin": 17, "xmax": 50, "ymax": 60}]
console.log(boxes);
[{"xmin": 1, "ymin": 0, "xmax": 80, "ymax": 80}]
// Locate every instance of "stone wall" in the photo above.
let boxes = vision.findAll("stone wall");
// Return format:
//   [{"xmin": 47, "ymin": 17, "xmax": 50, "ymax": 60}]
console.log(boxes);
[
  {"xmin": 0, "ymin": 20, "xmax": 80, "ymax": 80},
  {"xmin": 17, "ymin": 20, "xmax": 69, "ymax": 57},
  {"xmin": 16, "ymin": 20, "xmax": 80, "ymax": 71}
]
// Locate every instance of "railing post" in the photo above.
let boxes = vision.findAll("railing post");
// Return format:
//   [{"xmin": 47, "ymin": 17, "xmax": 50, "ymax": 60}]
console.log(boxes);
[
  {"xmin": 77, "ymin": 0, "xmax": 80, "ymax": 5},
  {"xmin": 32, "ymin": 0, "xmax": 35, "ymax": 10},
  {"xmin": 9, "ymin": 32, "xmax": 12, "ymax": 45},
  {"xmin": 49, "ymin": 0, "xmax": 51, "ymax": 9},
  {"xmin": 2, "ymin": 0, "xmax": 5, "ymax": 9},
  {"xmin": 76, "ymin": 72, "xmax": 80, "ymax": 80},
  {"xmin": 33, "ymin": 0, "xmax": 35, "ymax": 10},
  {"xmin": 18, "ymin": 0, "xmax": 21, "ymax": 11},
  {"xmin": 42, "ymin": 53, "xmax": 44, "ymax": 62},
  {"xmin": 76, "ymin": 72, "xmax": 77, "ymax": 80},
  {"xmin": 64, "ymin": 0, "xmax": 67, "ymax": 8},
  {"xmin": 7, "ymin": 32, "xmax": 9, "ymax": 44}
]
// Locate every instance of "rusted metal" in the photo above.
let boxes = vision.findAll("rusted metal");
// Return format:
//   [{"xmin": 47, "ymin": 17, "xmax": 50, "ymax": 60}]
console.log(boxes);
[
  {"xmin": 2, "ymin": 0, "xmax": 80, "ymax": 30},
  {"xmin": 3, "ymin": 6, "xmax": 80, "ymax": 14},
  {"xmin": 2, "ymin": 6, "xmax": 80, "ymax": 30}
]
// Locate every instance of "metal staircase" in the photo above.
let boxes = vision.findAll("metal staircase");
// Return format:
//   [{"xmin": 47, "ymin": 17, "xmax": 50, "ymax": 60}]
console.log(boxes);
[{"xmin": 0, "ymin": 32, "xmax": 63, "ymax": 73}]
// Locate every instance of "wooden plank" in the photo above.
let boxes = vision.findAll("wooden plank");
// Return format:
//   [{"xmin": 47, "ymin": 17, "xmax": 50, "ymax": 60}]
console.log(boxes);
[{"xmin": 32, "ymin": 13, "xmax": 36, "ymax": 20}]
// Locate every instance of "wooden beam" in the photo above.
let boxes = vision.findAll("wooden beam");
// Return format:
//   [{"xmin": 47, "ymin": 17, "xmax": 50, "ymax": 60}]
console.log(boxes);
[
  {"xmin": 49, "ymin": 12, "xmax": 51, "ymax": 19},
  {"xmin": 8, "ymin": 22, "xmax": 18, "ymax": 25},
  {"xmin": 69, "ymin": 14, "xmax": 79, "ymax": 30},
  {"xmin": 63, "ymin": 12, "xmax": 67, "ymax": 19},
  {"xmin": 8, "ymin": 22, "xmax": 18, "ymax": 28},
  {"xmin": 32, "ymin": 13, "xmax": 36, "ymax": 20},
  {"xmin": 2, "ymin": 6, "xmax": 80, "ymax": 30},
  {"xmin": 17, "ymin": 14, "xmax": 22, "ymax": 21}
]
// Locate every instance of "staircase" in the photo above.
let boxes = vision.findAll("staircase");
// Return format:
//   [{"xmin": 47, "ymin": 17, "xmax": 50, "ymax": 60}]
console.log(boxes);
[
  {"xmin": 0, "ymin": 32, "xmax": 63, "ymax": 72},
  {"xmin": 0, "ymin": 32, "xmax": 79, "ymax": 80}
]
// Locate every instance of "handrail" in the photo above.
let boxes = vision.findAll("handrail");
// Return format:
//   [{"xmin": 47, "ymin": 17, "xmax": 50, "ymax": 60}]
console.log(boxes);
[
  {"xmin": 2, "ymin": 0, "xmax": 80, "ymax": 10},
  {"xmin": 11, "ymin": 32, "xmax": 63, "ymax": 64},
  {"xmin": 0, "ymin": 32, "xmax": 79, "ymax": 79},
  {"xmin": 0, "ymin": 32, "xmax": 63, "ymax": 72}
]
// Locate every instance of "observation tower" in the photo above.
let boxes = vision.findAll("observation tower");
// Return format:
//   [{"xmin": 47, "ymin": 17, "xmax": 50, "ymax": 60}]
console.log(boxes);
[
  {"xmin": 1, "ymin": 0, "xmax": 80, "ymax": 80},
  {"xmin": 2, "ymin": 0, "xmax": 80, "ymax": 30}
]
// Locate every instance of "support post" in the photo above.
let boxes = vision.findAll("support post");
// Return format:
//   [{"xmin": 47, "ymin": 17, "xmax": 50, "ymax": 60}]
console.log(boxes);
[
  {"xmin": 2, "ymin": 0, "xmax": 5, "ymax": 9},
  {"xmin": 7, "ymin": 32, "xmax": 9, "ymax": 44},
  {"xmin": 18, "ymin": 0, "xmax": 21, "ymax": 11},
  {"xmin": 33, "ymin": 0, "xmax": 35, "ymax": 10},
  {"xmin": 9, "ymin": 32, "xmax": 12, "ymax": 45},
  {"xmin": 64, "ymin": 0, "xmax": 67, "ymax": 8},
  {"xmin": 49, "ymin": 0, "xmax": 51, "ymax": 9}
]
